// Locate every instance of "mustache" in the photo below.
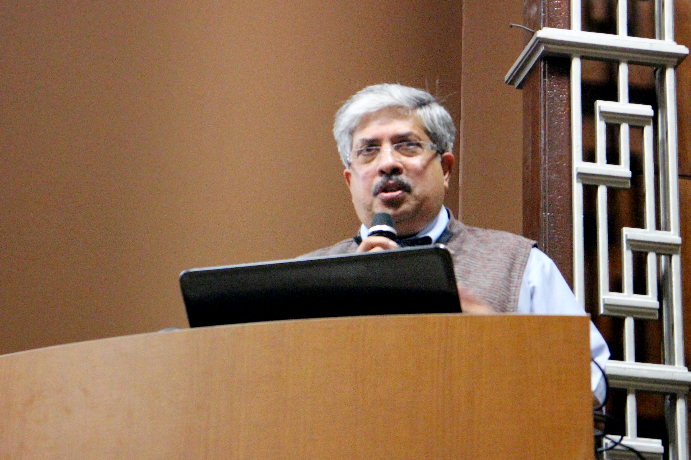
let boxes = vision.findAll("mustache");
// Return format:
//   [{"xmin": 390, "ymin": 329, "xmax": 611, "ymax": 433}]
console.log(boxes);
[{"xmin": 372, "ymin": 174, "xmax": 413, "ymax": 196}]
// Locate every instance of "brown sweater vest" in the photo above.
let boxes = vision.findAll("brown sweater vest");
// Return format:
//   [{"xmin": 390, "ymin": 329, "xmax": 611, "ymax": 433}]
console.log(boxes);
[{"xmin": 301, "ymin": 216, "xmax": 535, "ymax": 313}]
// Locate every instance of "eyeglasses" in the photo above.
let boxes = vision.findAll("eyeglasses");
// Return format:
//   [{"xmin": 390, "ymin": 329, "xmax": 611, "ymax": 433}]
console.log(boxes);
[{"xmin": 349, "ymin": 141, "xmax": 441, "ymax": 166}]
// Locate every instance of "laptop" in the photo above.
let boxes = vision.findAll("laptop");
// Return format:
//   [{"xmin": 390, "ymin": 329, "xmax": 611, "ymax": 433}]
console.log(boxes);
[{"xmin": 180, "ymin": 244, "xmax": 461, "ymax": 328}]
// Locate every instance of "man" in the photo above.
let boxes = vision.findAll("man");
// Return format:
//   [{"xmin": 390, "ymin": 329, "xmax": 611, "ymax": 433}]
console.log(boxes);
[{"xmin": 304, "ymin": 83, "xmax": 610, "ymax": 402}]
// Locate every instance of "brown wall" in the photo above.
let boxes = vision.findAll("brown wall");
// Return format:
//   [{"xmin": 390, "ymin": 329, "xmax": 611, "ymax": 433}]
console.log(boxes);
[
  {"xmin": 460, "ymin": 1, "xmax": 524, "ymax": 232},
  {"xmin": 0, "ymin": 1, "xmax": 525, "ymax": 354}
]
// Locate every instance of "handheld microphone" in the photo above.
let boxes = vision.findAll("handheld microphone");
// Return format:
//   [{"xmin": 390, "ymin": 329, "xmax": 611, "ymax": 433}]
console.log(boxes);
[{"xmin": 368, "ymin": 213, "xmax": 397, "ymax": 240}]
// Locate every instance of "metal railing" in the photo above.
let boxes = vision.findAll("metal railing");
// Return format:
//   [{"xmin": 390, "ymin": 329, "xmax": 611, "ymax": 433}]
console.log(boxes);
[{"xmin": 506, "ymin": 1, "xmax": 688, "ymax": 458}]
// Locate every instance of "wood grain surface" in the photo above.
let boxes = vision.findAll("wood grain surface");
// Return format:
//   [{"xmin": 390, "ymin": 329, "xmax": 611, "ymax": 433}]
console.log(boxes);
[{"xmin": 0, "ymin": 314, "xmax": 592, "ymax": 459}]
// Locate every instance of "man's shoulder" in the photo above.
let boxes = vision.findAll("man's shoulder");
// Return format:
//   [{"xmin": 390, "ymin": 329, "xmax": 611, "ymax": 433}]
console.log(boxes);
[
  {"xmin": 447, "ymin": 217, "xmax": 536, "ymax": 251},
  {"xmin": 298, "ymin": 238, "xmax": 359, "ymax": 258}
]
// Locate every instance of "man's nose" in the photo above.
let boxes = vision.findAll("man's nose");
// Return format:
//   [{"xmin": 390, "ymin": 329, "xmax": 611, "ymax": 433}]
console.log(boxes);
[{"xmin": 377, "ymin": 146, "xmax": 403, "ymax": 175}]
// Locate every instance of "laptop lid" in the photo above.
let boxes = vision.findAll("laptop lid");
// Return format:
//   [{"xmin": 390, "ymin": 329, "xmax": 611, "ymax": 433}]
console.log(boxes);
[{"xmin": 180, "ymin": 245, "xmax": 461, "ymax": 328}]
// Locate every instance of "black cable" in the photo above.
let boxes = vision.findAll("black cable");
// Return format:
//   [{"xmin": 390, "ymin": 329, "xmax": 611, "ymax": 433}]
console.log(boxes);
[
  {"xmin": 594, "ymin": 410, "xmax": 620, "ymax": 459},
  {"xmin": 598, "ymin": 433, "xmax": 624, "ymax": 452},
  {"xmin": 593, "ymin": 407, "xmax": 650, "ymax": 460},
  {"xmin": 601, "ymin": 435, "xmax": 648, "ymax": 460},
  {"xmin": 589, "ymin": 359, "xmax": 654, "ymax": 460},
  {"xmin": 594, "ymin": 411, "xmax": 618, "ymax": 439},
  {"xmin": 592, "ymin": 357, "xmax": 610, "ymax": 459},
  {"xmin": 591, "ymin": 357, "xmax": 609, "ymax": 411}
]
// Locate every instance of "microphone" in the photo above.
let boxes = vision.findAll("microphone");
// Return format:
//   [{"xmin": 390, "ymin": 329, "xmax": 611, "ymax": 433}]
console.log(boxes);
[{"xmin": 368, "ymin": 213, "xmax": 397, "ymax": 240}]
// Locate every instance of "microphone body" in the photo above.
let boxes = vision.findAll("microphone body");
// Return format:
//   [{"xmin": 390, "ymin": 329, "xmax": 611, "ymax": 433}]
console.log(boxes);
[{"xmin": 368, "ymin": 213, "xmax": 397, "ymax": 240}]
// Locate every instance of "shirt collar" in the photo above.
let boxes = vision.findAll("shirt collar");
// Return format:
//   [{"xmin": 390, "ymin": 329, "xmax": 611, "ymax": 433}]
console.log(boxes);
[{"xmin": 358, "ymin": 207, "xmax": 449, "ymax": 243}]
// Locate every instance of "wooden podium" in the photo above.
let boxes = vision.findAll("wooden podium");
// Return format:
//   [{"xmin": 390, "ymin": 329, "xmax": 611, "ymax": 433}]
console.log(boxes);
[{"xmin": 0, "ymin": 314, "xmax": 593, "ymax": 459}]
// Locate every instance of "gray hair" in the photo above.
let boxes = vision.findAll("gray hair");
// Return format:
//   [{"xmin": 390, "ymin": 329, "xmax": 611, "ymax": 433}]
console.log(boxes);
[{"xmin": 333, "ymin": 84, "xmax": 456, "ymax": 167}]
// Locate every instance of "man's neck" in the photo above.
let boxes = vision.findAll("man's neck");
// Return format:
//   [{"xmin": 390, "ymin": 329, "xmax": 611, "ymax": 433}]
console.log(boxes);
[{"xmin": 359, "ymin": 207, "xmax": 449, "ymax": 242}]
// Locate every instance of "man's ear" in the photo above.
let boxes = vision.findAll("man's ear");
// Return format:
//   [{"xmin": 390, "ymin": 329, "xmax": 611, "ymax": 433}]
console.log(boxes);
[
  {"xmin": 441, "ymin": 152, "xmax": 454, "ymax": 186},
  {"xmin": 343, "ymin": 168, "xmax": 352, "ymax": 187}
]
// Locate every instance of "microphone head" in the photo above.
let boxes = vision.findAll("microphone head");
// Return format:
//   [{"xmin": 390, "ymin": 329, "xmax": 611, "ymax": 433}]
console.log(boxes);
[{"xmin": 368, "ymin": 213, "xmax": 397, "ymax": 239}]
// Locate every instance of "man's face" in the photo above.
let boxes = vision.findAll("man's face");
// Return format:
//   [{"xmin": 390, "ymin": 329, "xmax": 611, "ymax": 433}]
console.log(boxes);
[{"xmin": 343, "ymin": 109, "xmax": 454, "ymax": 237}]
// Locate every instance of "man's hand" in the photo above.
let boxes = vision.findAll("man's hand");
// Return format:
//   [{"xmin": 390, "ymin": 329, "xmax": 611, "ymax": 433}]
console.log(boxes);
[
  {"xmin": 457, "ymin": 283, "xmax": 494, "ymax": 314},
  {"xmin": 356, "ymin": 236, "xmax": 399, "ymax": 253}
]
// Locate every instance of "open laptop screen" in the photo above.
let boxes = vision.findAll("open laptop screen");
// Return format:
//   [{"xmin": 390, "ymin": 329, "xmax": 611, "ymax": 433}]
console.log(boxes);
[{"xmin": 180, "ymin": 245, "xmax": 461, "ymax": 328}]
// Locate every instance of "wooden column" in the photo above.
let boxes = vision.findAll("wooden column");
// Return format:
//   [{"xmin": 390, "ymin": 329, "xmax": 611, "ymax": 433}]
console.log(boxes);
[{"xmin": 522, "ymin": 0, "xmax": 575, "ymax": 286}]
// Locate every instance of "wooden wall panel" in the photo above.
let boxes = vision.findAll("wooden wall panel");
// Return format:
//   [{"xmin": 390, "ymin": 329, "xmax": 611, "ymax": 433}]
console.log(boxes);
[
  {"xmin": 0, "ymin": 0, "xmax": 532, "ymax": 355},
  {"xmin": 459, "ymin": 0, "xmax": 523, "ymax": 234},
  {"xmin": 0, "ymin": 1, "xmax": 464, "ymax": 354}
]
